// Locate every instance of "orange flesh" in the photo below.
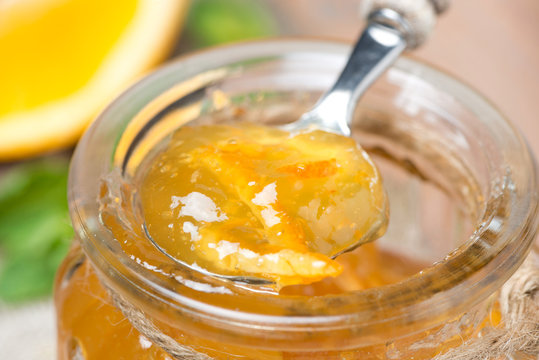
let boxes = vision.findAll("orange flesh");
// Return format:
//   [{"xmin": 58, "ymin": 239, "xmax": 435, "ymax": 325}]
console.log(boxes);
[
  {"xmin": 0, "ymin": 0, "xmax": 137, "ymax": 117},
  {"xmin": 140, "ymin": 123, "xmax": 388, "ymax": 286}
]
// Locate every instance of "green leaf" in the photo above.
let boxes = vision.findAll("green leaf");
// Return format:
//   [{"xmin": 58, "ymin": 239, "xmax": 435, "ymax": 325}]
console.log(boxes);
[
  {"xmin": 186, "ymin": 0, "xmax": 278, "ymax": 48},
  {"xmin": 0, "ymin": 254, "xmax": 59, "ymax": 302},
  {"xmin": 0, "ymin": 158, "xmax": 73, "ymax": 302}
]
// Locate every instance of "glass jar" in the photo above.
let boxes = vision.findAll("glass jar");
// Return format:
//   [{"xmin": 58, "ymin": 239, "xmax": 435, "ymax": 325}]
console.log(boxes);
[{"xmin": 55, "ymin": 40, "xmax": 539, "ymax": 360}]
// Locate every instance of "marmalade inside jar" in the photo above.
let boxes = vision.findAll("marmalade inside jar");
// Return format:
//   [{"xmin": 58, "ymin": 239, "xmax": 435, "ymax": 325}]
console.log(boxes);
[
  {"xmin": 140, "ymin": 123, "xmax": 388, "ymax": 286},
  {"xmin": 56, "ymin": 242, "xmax": 433, "ymax": 360}
]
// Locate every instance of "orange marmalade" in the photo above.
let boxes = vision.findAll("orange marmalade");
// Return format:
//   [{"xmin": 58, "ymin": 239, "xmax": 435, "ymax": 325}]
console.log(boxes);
[
  {"xmin": 140, "ymin": 123, "xmax": 388, "ymax": 286},
  {"xmin": 56, "ymin": 243, "xmax": 433, "ymax": 360}
]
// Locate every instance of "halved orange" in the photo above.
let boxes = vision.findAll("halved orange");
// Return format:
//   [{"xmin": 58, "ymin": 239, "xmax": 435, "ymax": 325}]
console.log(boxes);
[{"xmin": 0, "ymin": 0, "xmax": 189, "ymax": 160}]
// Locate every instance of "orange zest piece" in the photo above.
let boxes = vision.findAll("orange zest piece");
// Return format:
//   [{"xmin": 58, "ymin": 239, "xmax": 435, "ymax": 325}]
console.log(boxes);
[
  {"xmin": 190, "ymin": 144, "xmax": 308, "ymax": 252},
  {"xmin": 278, "ymin": 159, "xmax": 338, "ymax": 178}
]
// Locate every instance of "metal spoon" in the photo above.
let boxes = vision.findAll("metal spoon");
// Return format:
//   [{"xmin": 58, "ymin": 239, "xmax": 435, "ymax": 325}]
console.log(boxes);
[{"xmin": 283, "ymin": 8, "xmax": 408, "ymax": 136}]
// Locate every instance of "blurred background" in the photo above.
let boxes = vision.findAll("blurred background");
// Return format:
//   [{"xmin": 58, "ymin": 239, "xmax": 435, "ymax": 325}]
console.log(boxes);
[{"xmin": 0, "ymin": 0, "xmax": 537, "ymax": 358}]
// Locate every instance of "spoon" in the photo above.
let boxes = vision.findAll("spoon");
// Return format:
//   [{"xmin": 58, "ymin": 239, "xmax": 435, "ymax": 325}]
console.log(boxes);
[
  {"xmin": 147, "ymin": 2, "xmax": 447, "ymax": 287},
  {"xmin": 282, "ymin": 7, "xmax": 408, "ymax": 136}
]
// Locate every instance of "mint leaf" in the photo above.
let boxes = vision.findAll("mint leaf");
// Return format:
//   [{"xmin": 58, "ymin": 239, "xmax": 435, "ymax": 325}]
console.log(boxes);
[
  {"xmin": 0, "ymin": 159, "xmax": 73, "ymax": 302},
  {"xmin": 0, "ymin": 255, "xmax": 57, "ymax": 301}
]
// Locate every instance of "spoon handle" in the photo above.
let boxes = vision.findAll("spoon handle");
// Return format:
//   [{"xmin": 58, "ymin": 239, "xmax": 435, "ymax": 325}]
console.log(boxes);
[{"xmin": 297, "ymin": 9, "xmax": 407, "ymax": 136}]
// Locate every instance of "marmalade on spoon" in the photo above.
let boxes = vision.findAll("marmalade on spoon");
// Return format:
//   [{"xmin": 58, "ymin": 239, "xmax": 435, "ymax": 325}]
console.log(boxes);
[{"xmin": 140, "ymin": 123, "xmax": 388, "ymax": 286}]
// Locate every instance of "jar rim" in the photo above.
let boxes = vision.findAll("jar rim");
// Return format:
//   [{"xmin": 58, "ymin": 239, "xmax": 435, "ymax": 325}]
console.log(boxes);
[{"xmin": 69, "ymin": 39, "xmax": 539, "ymax": 343}]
